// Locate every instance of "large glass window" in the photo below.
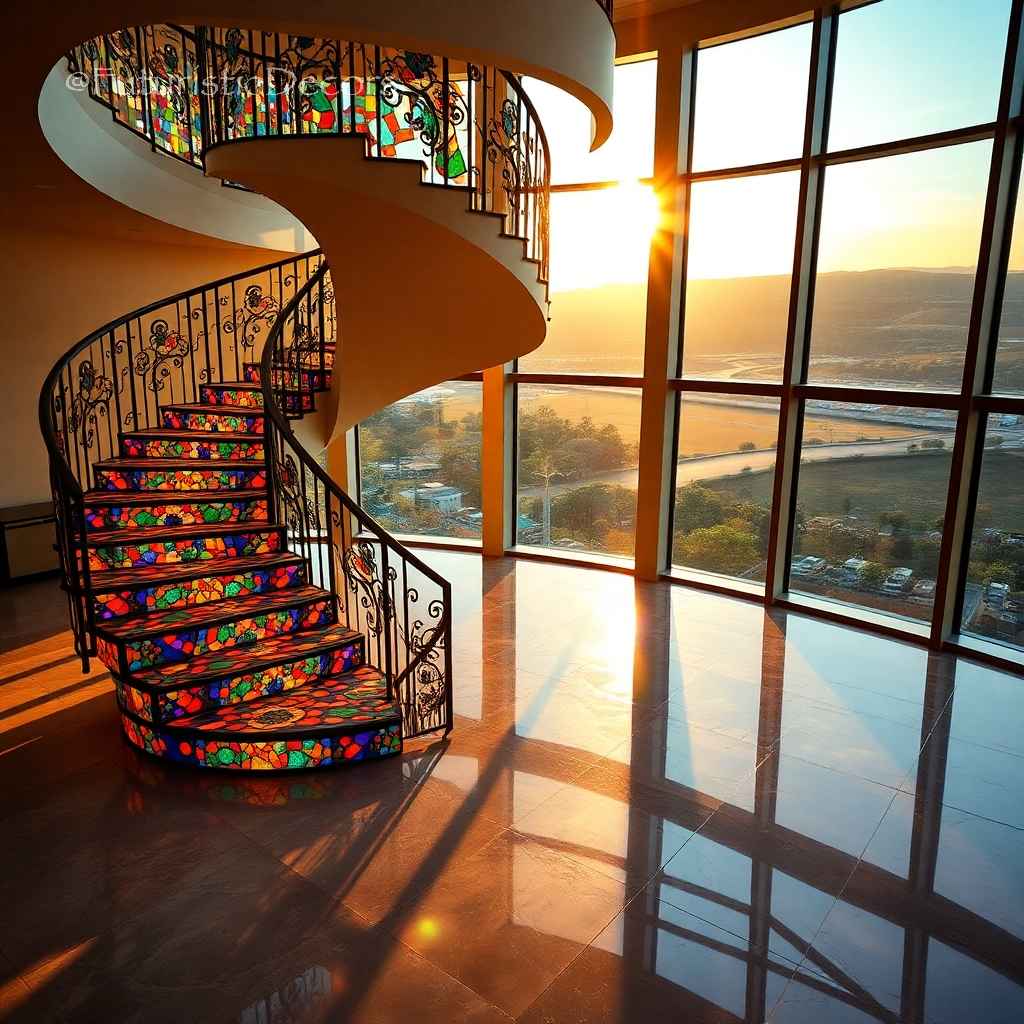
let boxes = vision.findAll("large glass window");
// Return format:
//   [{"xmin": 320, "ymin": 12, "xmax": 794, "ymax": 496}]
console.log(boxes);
[
  {"xmin": 828, "ymin": 0, "xmax": 1011, "ymax": 152},
  {"xmin": 357, "ymin": 381, "xmax": 482, "ymax": 540},
  {"xmin": 519, "ymin": 186, "xmax": 656, "ymax": 374},
  {"xmin": 691, "ymin": 22, "xmax": 812, "ymax": 171},
  {"xmin": 810, "ymin": 143, "xmax": 992, "ymax": 391},
  {"xmin": 961, "ymin": 419, "xmax": 1024, "ymax": 651},
  {"xmin": 789, "ymin": 402, "xmax": 956, "ymax": 621},
  {"xmin": 515, "ymin": 385, "xmax": 641, "ymax": 558},
  {"xmin": 525, "ymin": 60, "xmax": 657, "ymax": 185},
  {"xmin": 682, "ymin": 172, "xmax": 800, "ymax": 379},
  {"xmin": 671, "ymin": 394, "xmax": 779, "ymax": 583},
  {"xmin": 994, "ymin": 162, "xmax": 1024, "ymax": 396}
]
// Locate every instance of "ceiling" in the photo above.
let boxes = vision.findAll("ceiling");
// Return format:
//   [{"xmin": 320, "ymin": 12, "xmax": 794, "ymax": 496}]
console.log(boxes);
[{"xmin": 613, "ymin": 0, "xmax": 704, "ymax": 20}]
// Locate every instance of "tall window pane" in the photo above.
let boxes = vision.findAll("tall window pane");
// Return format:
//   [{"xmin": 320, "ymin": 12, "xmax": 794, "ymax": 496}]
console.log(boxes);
[
  {"xmin": 357, "ymin": 381, "xmax": 482, "ymax": 540},
  {"xmin": 524, "ymin": 60, "xmax": 656, "ymax": 185},
  {"xmin": 691, "ymin": 22, "xmax": 812, "ymax": 172},
  {"xmin": 829, "ymin": 0, "xmax": 1011, "ymax": 152},
  {"xmin": 790, "ymin": 401, "xmax": 956, "ymax": 621},
  {"xmin": 682, "ymin": 172, "xmax": 799, "ymax": 379},
  {"xmin": 518, "ymin": 186, "xmax": 655, "ymax": 374},
  {"xmin": 515, "ymin": 385, "xmax": 641, "ymax": 558},
  {"xmin": 960, "ymin": 419, "xmax": 1024, "ymax": 651},
  {"xmin": 993, "ymin": 167, "xmax": 1024, "ymax": 395},
  {"xmin": 671, "ymin": 395, "xmax": 780, "ymax": 583},
  {"xmin": 810, "ymin": 143, "xmax": 992, "ymax": 391}
]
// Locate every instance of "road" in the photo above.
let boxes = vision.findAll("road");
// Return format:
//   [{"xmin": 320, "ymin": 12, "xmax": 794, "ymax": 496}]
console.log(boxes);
[{"xmin": 518, "ymin": 433, "xmax": 958, "ymax": 499}]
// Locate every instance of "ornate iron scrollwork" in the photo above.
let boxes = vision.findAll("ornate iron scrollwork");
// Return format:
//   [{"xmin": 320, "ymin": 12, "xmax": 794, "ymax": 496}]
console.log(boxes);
[
  {"xmin": 133, "ymin": 319, "xmax": 194, "ymax": 393},
  {"xmin": 223, "ymin": 284, "xmax": 279, "ymax": 352},
  {"xmin": 404, "ymin": 597, "xmax": 448, "ymax": 731},
  {"xmin": 487, "ymin": 98, "xmax": 533, "ymax": 211},
  {"xmin": 342, "ymin": 540, "xmax": 392, "ymax": 637},
  {"xmin": 277, "ymin": 453, "xmax": 318, "ymax": 536},
  {"xmin": 377, "ymin": 51, "xmax": 473, "ymax": 177},
  {"xmin": 68, "ymin": 360, "xmax": 113, "ymax": 448}
]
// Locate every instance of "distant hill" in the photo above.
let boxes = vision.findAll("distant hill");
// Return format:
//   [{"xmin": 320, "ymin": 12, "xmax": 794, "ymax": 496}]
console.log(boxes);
[{"xmin": 541, "ymin": 269, "xmax": 1024, "ymax": 363}]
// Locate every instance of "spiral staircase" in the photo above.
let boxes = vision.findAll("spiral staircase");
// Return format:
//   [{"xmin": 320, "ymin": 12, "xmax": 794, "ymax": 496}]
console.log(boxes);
[{"xmin": 38, "ymin": 7, "xmax": 616, "ymax": 770}]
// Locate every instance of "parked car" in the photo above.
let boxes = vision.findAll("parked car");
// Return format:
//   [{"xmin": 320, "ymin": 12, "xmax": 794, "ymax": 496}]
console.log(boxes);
[
  {"xmin": 840, "ymin": 556, "xmax": 868, "ymax": 585},
  {"xmin": 882, "ymin": 567, "xmax": 913, "ymax": 594},
  {"xmin": 791, "ymin": 555, "xmax": 827, "ymax": 577},
  {"xmin": 911, "ymin": 579, "xmax": 936, "ymax": 600}
]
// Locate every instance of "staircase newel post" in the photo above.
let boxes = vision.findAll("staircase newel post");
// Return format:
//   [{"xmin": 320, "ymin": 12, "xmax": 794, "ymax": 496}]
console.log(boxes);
[{"xmin": 443, "ymin": 581, "xmax": 453, "ymax": 734}]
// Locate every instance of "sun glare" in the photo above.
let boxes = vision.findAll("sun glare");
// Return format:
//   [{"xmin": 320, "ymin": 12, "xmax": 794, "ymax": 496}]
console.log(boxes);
[{"xmin": 550, "ymin": 181, "xmax": 661, "ymax": 292}]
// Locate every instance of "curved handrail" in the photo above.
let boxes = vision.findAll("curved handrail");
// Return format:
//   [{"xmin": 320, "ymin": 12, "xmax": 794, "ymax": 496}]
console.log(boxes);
[
  {"xmin": 38, "ymin": 249, "xmax": 324, "ymax": 669},
  {"xmin": 67, "ymin": 23, "xmax": 552, "ymax": 287},
  {"xmin": 259, "ymin": 262, "xmax": 454, "ymax": 737}
]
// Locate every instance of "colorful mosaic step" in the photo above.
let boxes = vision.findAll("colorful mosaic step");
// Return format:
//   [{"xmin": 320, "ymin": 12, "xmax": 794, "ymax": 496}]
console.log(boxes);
[
  {"xmin": 200, "ymin": 382, "xmax": 265, "ymax": 409},
  {"xmin": 82, "ymin": 489, "xmax": 269, "ymax": 532},
  {"xmin": 123, "ymin": 624, "xmax": 365, "ymax": 722},
  {"xmin": 121, "ymin": 711, "xmax": 402, "ymax": 771},
  {"xmin": 67, "ymin": 324, "xmax": 404, "ymax": 772},
  {"xmin": 165, "ymin": 665, "xmax": 395, "ymax": 737},
  {"xmin": 94, "ymin": 458, "xmax": 267, "ymax": 492},
  {"xmin": 90, "ymin": 551, "xmax": 305, "ymax": 620},
  {"xmin": 160, "ymin": 404, "xmax": 265, "ymax": 434},
  {"xmin": 120, "ymin": 430, "xmax": 266, "ymax": 461},
  {"xmin": 95, "ymin": 583, "xmax": 337, "ymax": 674},
  {"xmin": 86, "ymin": 522, "xmax": 285, "ymax": 571},
  {"xmin": 243, "ymin": 363, "xmax": 328, "ymax": 390}
]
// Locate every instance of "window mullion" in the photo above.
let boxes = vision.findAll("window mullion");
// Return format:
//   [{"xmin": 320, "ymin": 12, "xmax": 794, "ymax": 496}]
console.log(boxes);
[
  {"xmin": 765, "ymin": 6, "xmax": 838, "ymax": 602},
  {"xmin": 933, "ymin": 0, "xmax": 1024, "ymax": 645}
]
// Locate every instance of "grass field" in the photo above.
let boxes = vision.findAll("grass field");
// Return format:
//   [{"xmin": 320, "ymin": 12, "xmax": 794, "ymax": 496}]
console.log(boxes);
[
  {"xmin": 702, "ymin": 450, "xmax": 1024, "ymax": 533},
  {"xmin": 513, "ymin": 387, "xmax": 925, "ymax": 453}
]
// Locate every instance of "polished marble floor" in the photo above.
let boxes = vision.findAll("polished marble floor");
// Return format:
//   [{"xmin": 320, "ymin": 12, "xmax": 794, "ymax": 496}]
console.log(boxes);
[{"xmin": 0, "ymin": 552, "xmax": 1022, "ymax": 1023}]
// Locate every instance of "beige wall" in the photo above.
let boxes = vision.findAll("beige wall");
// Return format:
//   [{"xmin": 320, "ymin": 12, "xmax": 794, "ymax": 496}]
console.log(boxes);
[{"xmin": 1, "ymin": 227, "xmax": 289, "ymax": 508}]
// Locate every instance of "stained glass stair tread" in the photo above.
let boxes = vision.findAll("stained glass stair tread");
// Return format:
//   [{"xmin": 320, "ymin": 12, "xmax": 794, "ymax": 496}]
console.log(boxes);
[
  {"xmin": 128, "ymin": 622, "xmax": 363, "ymax": 689},
  {"xmin": 94, "ymin": 457, "xmax": 267, "ymax": 472},
  {"xmin": 121, "ymin": 429, "xmax": 267, "ymax": 443},
  {"xmin": 83, "ymin": 487, "xmax": 268, "ymax": 507},
  {"xmin": 89, "ymin": 550, "xmax": 303, "ymax": 590},
  {"xmin": 164, "ymin": 666, "xmax": 398, "ymax": 738},
  {"xmin": 161, "ymin": 402, "xmax": 267, "ymax": 419},
  {"xmin": 86, "ymin": 521, "xmax": 284, "ymax": 548},
  {"xmin": 96, "ymin": 582, "xmax": 333, "ymax": 642}
]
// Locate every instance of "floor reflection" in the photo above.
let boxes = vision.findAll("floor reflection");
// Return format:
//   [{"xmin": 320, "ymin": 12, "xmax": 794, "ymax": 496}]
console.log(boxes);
[{"xmin": 0, "ymin": 555, "xmax": 1021, "ymax": 1022}]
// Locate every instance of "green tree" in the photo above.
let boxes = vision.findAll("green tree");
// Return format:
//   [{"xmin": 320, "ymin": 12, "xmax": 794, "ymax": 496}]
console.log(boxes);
[
  {"xmin": 674, "ymin": 482, "xmax": 729, "ymax": 534},
  {"xmin": 860, "ymin": 561, "xmax": 888, "ymax": 589},
  {"xmin": 552, "ymin": 483, "xmax": 634, "ymax": 548},
  {"xmin": 675, "ymin": 524, "xmax": 760, "ymax": 575}
]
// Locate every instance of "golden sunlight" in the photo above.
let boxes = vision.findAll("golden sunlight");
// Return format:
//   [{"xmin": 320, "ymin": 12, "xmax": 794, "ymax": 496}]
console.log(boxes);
[{"xmin": 549, "ymin": 182, "xmax": 661, "ymax": 292}]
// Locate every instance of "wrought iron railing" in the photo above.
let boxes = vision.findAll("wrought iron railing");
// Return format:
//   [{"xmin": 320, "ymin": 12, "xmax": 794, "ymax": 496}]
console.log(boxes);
[
  {"xmin": 66, "ymin": 24, "xmax": 551, "ymax": 284},
  {"xmin": 38, "ymin": 251, "xmax": 322, "ymax": 669},
  {"xmin": 260, "ymin": 263, "xmax": 453, "ymax": 738}
]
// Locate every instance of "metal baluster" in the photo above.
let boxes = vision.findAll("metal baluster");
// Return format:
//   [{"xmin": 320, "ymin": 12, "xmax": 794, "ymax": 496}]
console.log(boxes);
[
  {"xmin": 108, "ymin": 329, "xmax": 123, "ymax": 447},
  {"xmin": 442, "ymin": 57, "xmax": 450, "ymax": 186},
  {"xmin": 374, "ymin": 46, "xmax": 382, "ymax": 157},
  {"xmin": 100, "ymin": 335, "xmax": 114, "ymax": 462}
]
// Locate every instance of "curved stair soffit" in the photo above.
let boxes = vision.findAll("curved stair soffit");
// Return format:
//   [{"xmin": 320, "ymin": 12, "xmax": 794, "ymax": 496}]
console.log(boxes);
[{"xmin": 206, "ymin": 137, "xmax": 548, "ymax": 442}]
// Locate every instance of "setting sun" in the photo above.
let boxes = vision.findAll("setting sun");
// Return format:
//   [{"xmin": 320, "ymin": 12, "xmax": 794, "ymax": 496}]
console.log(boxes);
[{"xmin": 549, "ymin": 181, "xmax": 661, "ymax": 292}]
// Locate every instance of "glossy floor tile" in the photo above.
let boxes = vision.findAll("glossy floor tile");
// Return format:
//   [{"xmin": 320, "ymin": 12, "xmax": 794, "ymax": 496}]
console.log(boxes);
[{"xmin": 1, "ymin": 554, "xmax": 1022, "ymax": 1022}]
